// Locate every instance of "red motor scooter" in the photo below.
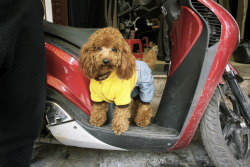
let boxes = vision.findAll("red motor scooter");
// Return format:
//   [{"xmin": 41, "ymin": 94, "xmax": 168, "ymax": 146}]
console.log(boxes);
[{"xmin": 38, "ymin": 0, "xmax": 250, "ymax": 166}]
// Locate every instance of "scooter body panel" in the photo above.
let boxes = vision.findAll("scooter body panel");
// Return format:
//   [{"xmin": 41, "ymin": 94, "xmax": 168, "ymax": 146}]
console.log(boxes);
[
  {"xmin": 47, "ymin": 121, "xmax": 125, "ymax": 150},
  {"xmin": 46, "ymin": 42, "xmax": 92, "ymax": 115}
]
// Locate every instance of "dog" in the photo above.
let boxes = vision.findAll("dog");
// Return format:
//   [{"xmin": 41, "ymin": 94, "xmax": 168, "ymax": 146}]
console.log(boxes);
[{"xmin": 79, "ymin": 27, "xmax": 154, "ymax": 135}]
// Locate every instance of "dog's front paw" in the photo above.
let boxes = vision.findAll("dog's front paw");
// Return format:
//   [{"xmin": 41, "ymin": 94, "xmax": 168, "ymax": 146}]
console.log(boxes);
[
  {"xmin": 89, "ymin": 103, "xmax": 108, "ymax": 127},
  {"xmin": 112, "ymin": 106, "xmax": 131, "ymax": 135},
  {"xmin": 89, "ymin": 113, "xmax": 107, "ymax": 127},
  {"xmin": 134, "ymin": 104, "xmax": 152, "ymax": 127},
  {"xmin": 112, "ymin": 119, "xmax": 129, "ymax": 135}
]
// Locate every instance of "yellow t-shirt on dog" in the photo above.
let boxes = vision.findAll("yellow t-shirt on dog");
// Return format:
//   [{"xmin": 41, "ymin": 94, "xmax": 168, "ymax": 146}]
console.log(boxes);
[{"xmin": 90, "ymin": 70, "xmax": 137, "ymax": 105}]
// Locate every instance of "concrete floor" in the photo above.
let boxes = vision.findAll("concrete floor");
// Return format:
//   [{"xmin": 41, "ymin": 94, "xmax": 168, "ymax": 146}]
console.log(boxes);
[{"xmin": 31, "ymin": 140, "xmax": 214, "ymax": 167}]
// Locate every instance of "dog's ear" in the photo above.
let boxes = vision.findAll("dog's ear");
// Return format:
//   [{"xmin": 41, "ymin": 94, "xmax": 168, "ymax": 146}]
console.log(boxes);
[
  {"xmin": 79, "ymin": 42, "xmax": 98, "ymax": 79},
  {"xmin": 116, "ymin": 41, "xmax": 136, "ymax": 80}
]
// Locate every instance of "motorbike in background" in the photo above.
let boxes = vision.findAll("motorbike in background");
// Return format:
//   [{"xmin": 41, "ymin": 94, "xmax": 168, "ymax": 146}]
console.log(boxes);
[{"xmin": 38, "ymin": 0, "xmax": 250, "ymax": 166}]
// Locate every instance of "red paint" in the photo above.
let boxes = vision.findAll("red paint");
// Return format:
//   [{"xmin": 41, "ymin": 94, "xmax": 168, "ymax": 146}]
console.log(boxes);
[
  {"xmin": 170, "ymin": 0, "xmax": 239, "ymax": 150},
  {"xmin": 125, "ymin": 39, "xmax": 143, "ymax": 60},
  {"xmin": 46, "ymin": 43, "xmax": 92, "ymax": 115},
  {"xmin": 169, "ymin": 7, "xmax": 203, "ymax": 76}
]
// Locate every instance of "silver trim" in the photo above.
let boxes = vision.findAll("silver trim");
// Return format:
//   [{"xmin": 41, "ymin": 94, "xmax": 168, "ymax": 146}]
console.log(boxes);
[
  {"xmin": 45, "ymin": 101, "xmax": 73, "ymax": 125},
  {"xmin": 225, "ymin": 64, "xmax": 231, "ymax": 72},
  {"xmin": 160, "ymin": 6, "xmax": 168, "ymax": 16}
]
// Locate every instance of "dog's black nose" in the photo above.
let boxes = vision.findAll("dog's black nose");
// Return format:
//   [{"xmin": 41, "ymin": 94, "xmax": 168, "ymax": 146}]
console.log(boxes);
[{"xmin": 102, "ymin": 58, "xmax": 110, "ymax": 65}]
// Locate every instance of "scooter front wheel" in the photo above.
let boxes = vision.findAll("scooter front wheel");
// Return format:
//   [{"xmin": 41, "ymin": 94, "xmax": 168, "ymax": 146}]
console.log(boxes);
[{"xmin": 200, "ymin": 85, "xmax": 250, "ymax": 167}]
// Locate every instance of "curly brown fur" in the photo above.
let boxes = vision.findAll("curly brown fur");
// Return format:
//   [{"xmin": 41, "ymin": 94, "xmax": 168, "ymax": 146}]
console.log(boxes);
[
  {"xmin": 134, "ymin": 102, "xmax": 153, "ymax": 127},
  {"xmin": 112, "ymin": 106, "xmax": 131, "ymax": 135},
  {"xmin": 129, "ymin": 99, "xmax": 139, "ymax": 120},
  {"xmin": 142, "ymin": 45, "xmax": 158, "ymax": 70},
  {"xmin": 89, "ymin": 102, "xmax": 109, "ymax": 127},
  {"xmin": 79, "ymin": 27, "xmax": 136, "ymax": 80}
]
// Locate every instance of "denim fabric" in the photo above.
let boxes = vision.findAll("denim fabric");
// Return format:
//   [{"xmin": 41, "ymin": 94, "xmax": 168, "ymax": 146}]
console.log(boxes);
[{"xmin": 131, "ymin": 60, "xmax": 154, "ymax": 103}]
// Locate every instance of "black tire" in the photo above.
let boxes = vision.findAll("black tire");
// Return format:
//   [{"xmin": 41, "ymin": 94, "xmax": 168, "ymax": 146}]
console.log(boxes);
[{"xmin": 200, "ymin": 87, "xmax": 250, "ymax": 167}]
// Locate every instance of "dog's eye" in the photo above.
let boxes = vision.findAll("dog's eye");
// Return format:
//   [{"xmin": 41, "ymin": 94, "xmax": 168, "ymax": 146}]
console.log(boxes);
[
  {"xmin": 111, "ymin": 47, "xmax": 117, "ymax": 52},
  {"xmin": 96, "ymin": 47, "xmax": 102, "ymax": 51}
]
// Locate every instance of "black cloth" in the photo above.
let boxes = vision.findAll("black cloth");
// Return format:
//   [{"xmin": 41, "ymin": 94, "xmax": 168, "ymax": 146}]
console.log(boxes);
[
  {"xmin": 0, "ymin": 0, "xmax": 46, "ymax": 167},
  {"xmin": 134, "ymin": 17, "xmax": 153, "ymax": 40},
  {"xmin": 244, "ymin": 2, "xmax": 250, "ymax": 40},
  {"xmin": 68, "ymin": 0, "xmax": 107, "ymax": 28},
  {"xmin": 157, "ymin": 14, "xmax": 170, "ymax": 62},
  {"xmin": 135, "ymin": 17, "xmax": 152, "ymax": 31}
]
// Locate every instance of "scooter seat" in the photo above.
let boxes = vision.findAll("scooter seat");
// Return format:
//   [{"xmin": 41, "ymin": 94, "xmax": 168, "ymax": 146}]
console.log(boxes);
[{"xmin": 43, "ymin": 20, "xmax": 98, "ymax": 48}]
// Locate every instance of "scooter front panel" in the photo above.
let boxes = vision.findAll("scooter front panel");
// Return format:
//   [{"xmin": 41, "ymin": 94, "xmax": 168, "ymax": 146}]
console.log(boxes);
[
  {"xmin": 169, "ymin": 6, "xmax": 203, "ymax": 77},
  {"xmin": 153, "ymin": 3, "xmax": 209, "ymax": 133},
  {"xmin": 170, "ymin": 0, "xmax": 239, "ymax": 150}
]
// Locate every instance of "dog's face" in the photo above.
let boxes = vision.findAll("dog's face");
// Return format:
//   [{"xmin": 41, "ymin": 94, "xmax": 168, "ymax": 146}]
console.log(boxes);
[
  {"xmin": 79, "ymin": 27, "xmax": 136, "ymax": 80},
  {"xmin": 87, "ymin": 45, "xmax": 120, "ymax": 76}
]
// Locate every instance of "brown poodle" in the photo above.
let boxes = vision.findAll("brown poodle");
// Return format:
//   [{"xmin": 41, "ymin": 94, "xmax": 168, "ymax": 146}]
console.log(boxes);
[{"xmin": 79, "ymin": 27, "xmax": 154, "ymax": 135}]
